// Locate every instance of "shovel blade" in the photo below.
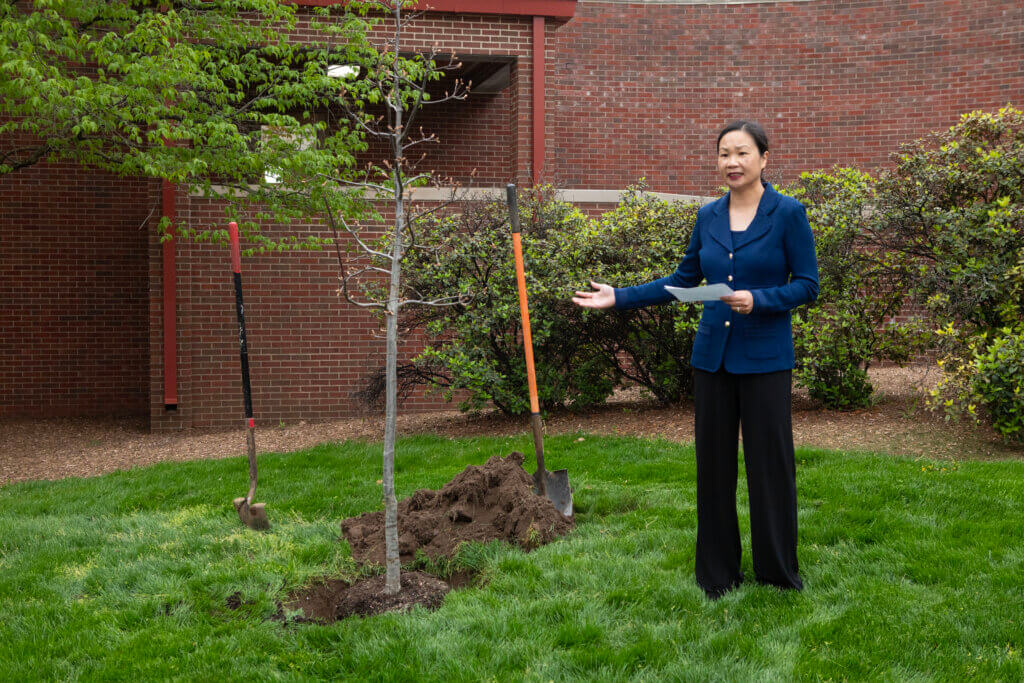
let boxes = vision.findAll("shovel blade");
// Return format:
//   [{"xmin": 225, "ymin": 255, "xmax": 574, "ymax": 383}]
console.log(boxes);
[
  {"xmin": 233, "ymin": 497, "xmax": 270, "ymax": 531},
  {"xmin": 534, "ymin": 469, "xmax": 573, "ymax": 517}
]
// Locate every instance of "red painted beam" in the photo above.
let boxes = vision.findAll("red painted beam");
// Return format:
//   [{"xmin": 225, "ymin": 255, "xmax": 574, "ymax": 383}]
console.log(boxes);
[
  {"xmin": 293, "ymin": 1, "xmax": 576, "ymax": 19},
  {"xmin": 532, "ymin": 16, "xmax": 545, "ymax": 185},
  {"xmin": 161, "ymin": 179, "xmax": 178, "ymax": 407}
]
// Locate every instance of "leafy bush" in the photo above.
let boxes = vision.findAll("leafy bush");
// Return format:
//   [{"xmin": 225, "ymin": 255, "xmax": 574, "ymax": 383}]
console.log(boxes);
[
  {"xmin": 792, "ymin": 307, "xmax": 875, "ymax": 410},
  {"xmin": 394, "ymin": 186, "xmax": 703, "ymax": 414},
  {"xmin": 877, "ymin": 107, "xmax": 1024, "ymax": 333},
  {"xmin": 556, "ymin": 186, "xmax": 702, "ymax": 404},
  {"xmin": 972, "ymin": 329, "xmax": 1024, "ymax": 441},
  {"xmin": 788, "ymin": 169, "xmax": 929, "ymax": 409},
  {"xmin": 930, "ymin": 325, "xmax": 1024, "ymax": 442},
  {"xmin": 871, "ymin": 106, "xmax": 1024, "ymax": 431},
  {"xmin": 400, "ymin": 189, "xmax": 616, "ymax": 414}
]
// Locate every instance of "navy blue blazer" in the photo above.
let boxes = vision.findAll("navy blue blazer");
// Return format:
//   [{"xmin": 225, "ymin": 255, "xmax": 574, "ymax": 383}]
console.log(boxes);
[{"xmin": 614, "ymin": 183, "xmax": 819, "ymax": 374}]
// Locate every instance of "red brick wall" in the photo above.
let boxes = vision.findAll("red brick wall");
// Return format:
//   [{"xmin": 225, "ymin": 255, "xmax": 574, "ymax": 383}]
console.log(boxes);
[
  {"xmin": 354, "ymin": 92, "xmax": 515, "ymax": 185},
  {"xmin": 0, "ymin": 160, "xmax": 154, "ymax": 417},
  {"xmin": 551, "ymin": 0, "xmax": 1024, "ymax": 195},
  {"xmin": 315, "ymin": 11, "xmax": 533, "ymax": 186},
  {"xmin": 150, "ymin": 201, "xmax": 370, "ymax": 429},
  {"xmin": 149, "ymin": 197, "xmax": 459, "ymax": 430},
  {"xmin": 5, "ymin": 1, "xmax": 1024, "ymax": 427}
]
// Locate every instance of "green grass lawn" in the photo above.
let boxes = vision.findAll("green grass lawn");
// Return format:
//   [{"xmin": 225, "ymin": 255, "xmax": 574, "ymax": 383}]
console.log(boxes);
[{"xmin": 1, "ymin": 434, "xmax": 1021, "ymax": 681}]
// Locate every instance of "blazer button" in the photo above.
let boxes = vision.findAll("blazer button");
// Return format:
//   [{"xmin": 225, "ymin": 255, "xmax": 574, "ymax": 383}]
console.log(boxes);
[
  {"xmin": 725, "ymin": 321, "xmax": 731, "ymax": 327},
  {"xmin": 729, "ymin": 253, "xmax": 733, "ymax": 259},
  {"xmin": 727, "ymin": 275, "xmax": 733, "ymax": 282}
]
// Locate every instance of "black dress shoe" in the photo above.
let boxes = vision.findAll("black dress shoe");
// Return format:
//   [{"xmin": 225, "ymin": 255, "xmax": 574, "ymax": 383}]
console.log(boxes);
[{"xmin": 702, "ymin": 572, "xmax": 745, "ymax": 600}]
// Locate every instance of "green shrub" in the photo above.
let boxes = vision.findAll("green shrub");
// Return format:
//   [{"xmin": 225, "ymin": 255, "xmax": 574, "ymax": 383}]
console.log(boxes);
[
  {"xmin": 933, "ymin": 326, "xmax": 1024, "ymax": 443},
  {"xmin": 787, "ymin": 169, "xmax": 928, "ymax": 409},
  {"xmin": 871, "ymin": 106, "xmax": 1024, "ymax": 429},
  {"xmin": 556, "ymin": 185, "xmax": 702, "ymax": 404},
  {"xmin": 793, "ymin": 308, "xmax": 875, "ymax": 410},
  {"xmin": 392, "ymin": 186, "xmax": 703, "ymax": 413},
  {"xmin": 972, "ymin": 329, "xmax": 1024, "ymax": 442},
  {"xmin": 878, "ymin": 106, "xmax": 1024, "ymax": 333},
  {"xmin": 400, "ymin": 189, "xmax": 616, "ymax": 414}
]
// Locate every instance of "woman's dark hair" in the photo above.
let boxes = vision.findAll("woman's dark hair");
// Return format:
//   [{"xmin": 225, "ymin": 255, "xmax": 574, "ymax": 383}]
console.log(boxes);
[{"xmin": 717, "ymin": 120, "xmax": 769, "ymax": 155}]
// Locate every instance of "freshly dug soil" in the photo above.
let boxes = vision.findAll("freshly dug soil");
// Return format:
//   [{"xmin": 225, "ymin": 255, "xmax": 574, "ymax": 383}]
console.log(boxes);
[
  {"xmin": 279, "ymin": 453, "xmax": 573, "ymax": 621},
  {"xmin": 341, "ymin": 452, "xmax": 575, "ymax": 566},
  {"xmin": 281, "ymin": 571, "xmax": 453, "ymax": 621}
]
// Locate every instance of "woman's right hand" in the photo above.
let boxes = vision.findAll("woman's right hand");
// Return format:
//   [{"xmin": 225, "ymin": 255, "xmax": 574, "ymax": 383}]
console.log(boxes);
[{"xmin": 572, "ymin": 281, "xmax": 615, "ymax": 309}]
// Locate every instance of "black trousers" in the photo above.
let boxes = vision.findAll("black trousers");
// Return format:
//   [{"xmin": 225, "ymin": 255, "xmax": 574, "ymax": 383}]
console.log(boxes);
[{"xmin": 693, "ymin": 368, "xmax": 802, "ymax": 596}]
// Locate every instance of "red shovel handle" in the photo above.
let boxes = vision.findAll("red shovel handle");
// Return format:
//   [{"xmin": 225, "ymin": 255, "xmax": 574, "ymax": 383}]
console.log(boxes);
[{"xmin": 229, "ymin": 221, "xmax": 242, "ymax": 274}]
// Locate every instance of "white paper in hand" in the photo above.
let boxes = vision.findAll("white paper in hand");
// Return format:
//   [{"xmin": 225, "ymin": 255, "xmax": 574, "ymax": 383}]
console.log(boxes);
[{"xmin": 664, "ymin": 283, "xmax": 734, "ymax": 303}]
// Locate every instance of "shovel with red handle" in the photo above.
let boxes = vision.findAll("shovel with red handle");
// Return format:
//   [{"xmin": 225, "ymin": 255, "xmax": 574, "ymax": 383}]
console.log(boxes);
[
  {"xmin": 507, "ymin": 184, "xmax": 573, "ymax": 517},
  {"xmin": 228, "ymin": 221, "xmax": 269, "ymax": 530}
]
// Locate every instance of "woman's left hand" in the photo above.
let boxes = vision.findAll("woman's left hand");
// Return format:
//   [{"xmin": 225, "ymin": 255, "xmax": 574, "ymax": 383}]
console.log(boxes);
[{"xmin": 720, "ymin": 290, "xmax": 754, "ymax": 315}]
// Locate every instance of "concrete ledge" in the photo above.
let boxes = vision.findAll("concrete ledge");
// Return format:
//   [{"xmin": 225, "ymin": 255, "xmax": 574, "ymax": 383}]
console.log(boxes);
[
  {"xmin": 194, "ymin": 185, "xmax": 714, "ymax": 205},
  {"xmin": 580, "ymin": 1, "xmax": 815, "ymax": 5},
  {"xmin": 554, "ymin": 188, "xmax": 713, "ymax": 205},
  {"xmin": 408, "ymin": 186, "xmax": 713, "ymax": 204},
  {"xmin": 195, "ymin": 184, "xmax": 716, "ymax": 202}
]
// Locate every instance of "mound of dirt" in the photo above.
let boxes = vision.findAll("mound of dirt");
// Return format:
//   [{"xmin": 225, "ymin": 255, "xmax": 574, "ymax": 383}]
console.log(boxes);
[
  {"xmin": 275, "ymin": 452, "xmax": 574, "ymax": 622},
  {"xmin": 341, "ymin": 452, "xmax": 575, "ymax": 566}
]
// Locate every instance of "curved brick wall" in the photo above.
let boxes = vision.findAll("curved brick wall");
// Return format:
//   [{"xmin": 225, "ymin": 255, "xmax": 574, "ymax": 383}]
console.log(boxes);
[{"xmin": 550, "ymin": 0, "xmax": 1024, "ymax": 194}]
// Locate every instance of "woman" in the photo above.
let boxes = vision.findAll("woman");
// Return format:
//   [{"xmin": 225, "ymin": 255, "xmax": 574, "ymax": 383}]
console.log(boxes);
[{"xmin": 572, "ymin": 120, "xmax": 818, "ymax": 599}]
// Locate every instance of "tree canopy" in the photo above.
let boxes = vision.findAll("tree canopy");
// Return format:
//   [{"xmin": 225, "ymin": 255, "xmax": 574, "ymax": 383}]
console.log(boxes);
[{"xmin": 1, "ymin": 0, "xmax": 381, "ymax": 244}]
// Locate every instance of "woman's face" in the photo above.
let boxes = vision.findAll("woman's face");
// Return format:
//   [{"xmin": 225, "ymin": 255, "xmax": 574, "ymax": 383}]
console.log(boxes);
[{"xmin": 717, "ymin": 129, "xmax": 767, "ymax": 192}]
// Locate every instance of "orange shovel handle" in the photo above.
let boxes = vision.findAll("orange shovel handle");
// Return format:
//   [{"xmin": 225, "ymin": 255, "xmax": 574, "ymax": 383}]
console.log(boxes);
[
  {"xmin": 511, "ymin": 232, "xmax": 541, "ymax": 415},
  {"xmin": 508, "ymin": 185, "xmax": 540, "ymax": 415},
  {"xmin": 508, "ymin": 184, "xmax": 547, "ymax": 494}
]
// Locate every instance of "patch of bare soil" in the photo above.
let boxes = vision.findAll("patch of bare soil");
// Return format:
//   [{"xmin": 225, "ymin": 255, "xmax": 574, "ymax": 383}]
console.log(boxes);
[
  {"xmin": 278, "ymin": 571, "xmax": 452, "ymax": 621},
  {"xmin": 341, "ymin": 452, "xmax": 575, "ymax": 566}
]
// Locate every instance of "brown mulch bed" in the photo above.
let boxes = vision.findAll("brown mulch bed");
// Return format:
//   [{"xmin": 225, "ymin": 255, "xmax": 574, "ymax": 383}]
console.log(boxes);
[{"xmin": 1, "ymin": 366, "xmax": 1021, "ymax": 487}]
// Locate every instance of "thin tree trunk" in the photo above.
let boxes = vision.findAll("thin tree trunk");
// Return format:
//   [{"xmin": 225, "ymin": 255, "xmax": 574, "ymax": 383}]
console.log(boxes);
[
  {"xmin": 382, "ymin": 179, "xmax": 404, "ymax": 594},
  {"xmin": 382, "ymin": 223, "xmax": 401, "ymax": 594},
  {"xmin": 381, "ymin": 0, "xmax": 404, "ymax": 596}
]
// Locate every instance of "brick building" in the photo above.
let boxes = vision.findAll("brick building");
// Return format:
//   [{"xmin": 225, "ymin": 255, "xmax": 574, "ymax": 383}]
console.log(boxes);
[{"xmin": 2, "ymin": 0, "xmax": 1021, "ymax": 428}]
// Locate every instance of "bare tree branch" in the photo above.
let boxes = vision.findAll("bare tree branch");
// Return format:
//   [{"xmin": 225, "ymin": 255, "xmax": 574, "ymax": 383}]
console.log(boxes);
[
  {"xmin": 315, "ymin": 172, "xmax": 393, "ymax": 197},
  {"xmin": 400, "ymin": 134, "xmax": 439, "ymax": 151},
  {"xmin": 398, "ymin": 294, "xmax": 467, "ymax": 308},
  {"xmin": 322, "ymin": 201, "xmax": 391, "ymax": 260}
]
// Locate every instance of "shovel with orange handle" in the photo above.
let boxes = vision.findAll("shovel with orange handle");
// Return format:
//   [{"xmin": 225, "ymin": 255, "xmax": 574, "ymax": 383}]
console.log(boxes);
[
  {"xmin": 507, "ymin": 184, "xmax": 573, "ymax": 517},
  {"xmin": 228, "ymin": 221, "xmax": 269, "ymax": 530}
]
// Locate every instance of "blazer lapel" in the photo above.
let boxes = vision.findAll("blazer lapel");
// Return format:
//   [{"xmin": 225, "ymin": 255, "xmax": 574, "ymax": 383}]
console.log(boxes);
[
  {"xmin": 707, "ymin": 194, "xmax": 732, "ymax": 250},
  {"xmin": 732, "ymin": 183, "xmax": 781, "ymax": 251}
]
